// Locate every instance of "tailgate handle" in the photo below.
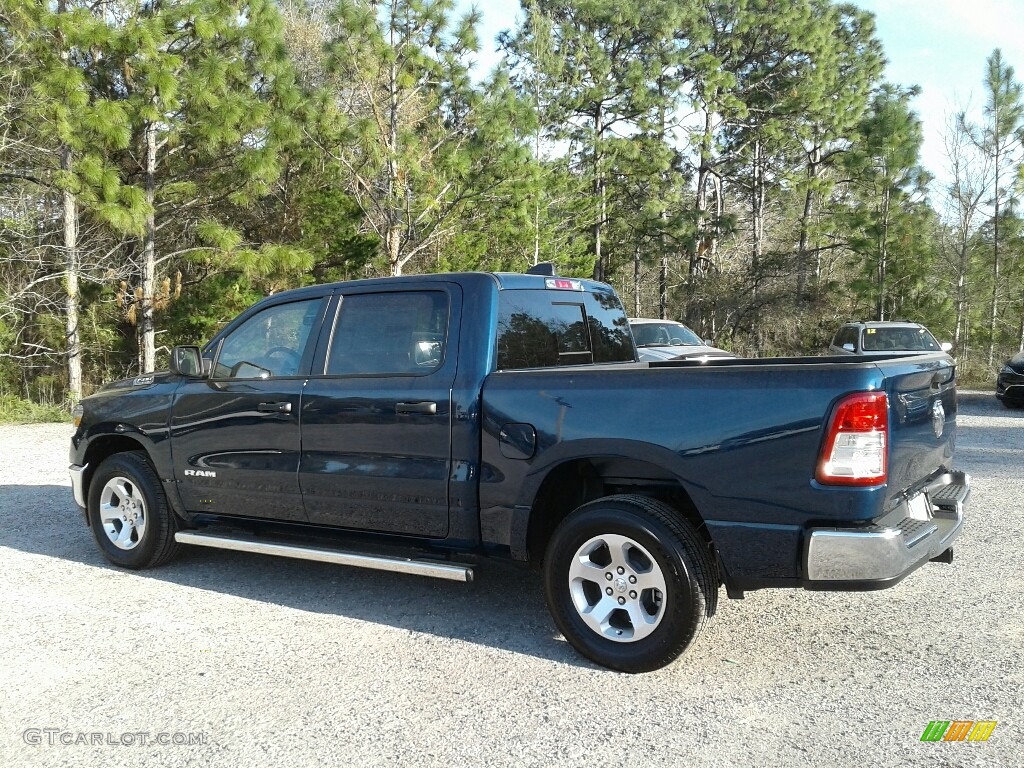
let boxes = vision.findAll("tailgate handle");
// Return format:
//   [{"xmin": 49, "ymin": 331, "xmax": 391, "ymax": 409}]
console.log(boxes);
[
  {"xmin": 257, "ymin": 401, "xmax": 292, "ymax": 414},
  {"xmin": 396, "ymin": 401, "xmax": 437, "ymax": 415}
]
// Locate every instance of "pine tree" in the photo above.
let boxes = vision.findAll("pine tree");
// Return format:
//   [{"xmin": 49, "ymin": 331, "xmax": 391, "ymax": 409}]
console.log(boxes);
[
  {"xmin": 324, "ymin": 0, "xmax": 515, "ymax": 277},
  {"xmin": 842, "ymin": 85, "xmax": 931, "ymax": 321},
  {"xmin": 972, "ymin": 50, "xmax": 1024, "ymax": 365},
  {"xmin": 96, "ymin": 0, "xmax": 305, "ymax": 371}
]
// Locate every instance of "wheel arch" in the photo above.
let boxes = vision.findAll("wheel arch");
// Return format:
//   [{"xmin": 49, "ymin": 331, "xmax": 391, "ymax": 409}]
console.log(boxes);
[
  {"xmin": 79, "ymin": 430, "xmax": 161, "ymax": 511},
  {"xmin": 516, "ymin": 442, "xmax": 720, "ymax": 578}
]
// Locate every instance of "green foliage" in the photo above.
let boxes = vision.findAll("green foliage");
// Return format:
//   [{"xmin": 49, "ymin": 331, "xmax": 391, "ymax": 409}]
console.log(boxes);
[
  {"xmin": 1, "ymin": 0, "xmax": 1023, "ymax": 407},
  {"xmin": 0, "ymin": 395, "xmax": 70, "ymax": 424}
]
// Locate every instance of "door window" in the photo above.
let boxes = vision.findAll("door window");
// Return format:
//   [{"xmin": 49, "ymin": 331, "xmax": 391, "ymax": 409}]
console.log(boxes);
[
  {"xmin": 213, "ymin": 299, "xmax": 324, "ymax": 379},
  {"xmin": 325, "ymin": 292, "xmax": 450, "ymax": 376}
]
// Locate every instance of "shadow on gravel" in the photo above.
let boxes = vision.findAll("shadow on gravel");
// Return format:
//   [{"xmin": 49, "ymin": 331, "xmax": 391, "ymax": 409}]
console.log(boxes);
[
  {"xmin": 953, "ymin": 392, "xmax": 1024, "ymax": 479},
  {"xmin": 0, "ymin": 484, "xmax": 586, "ymax": 668}
]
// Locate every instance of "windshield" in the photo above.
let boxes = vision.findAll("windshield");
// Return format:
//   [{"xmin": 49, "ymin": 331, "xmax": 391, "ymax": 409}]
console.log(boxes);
[
  {"xmin": 861, "ymin": 327, "xmax": 940, "ymax": 352},
  {"xmin": 631, "ymin": 322, "xmax": 703, "ymax": 347}
]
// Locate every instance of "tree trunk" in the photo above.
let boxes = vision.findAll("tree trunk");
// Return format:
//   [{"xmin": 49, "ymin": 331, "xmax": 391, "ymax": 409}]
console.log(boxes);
[
  {"xmin": 62, "ymin": 147, "xmax": 82, "ymax": 404},
  {"xmin": 387, "ymin": 7, "xmax": 403, "ymax": 277},
  {"xmin": 686, "ymin": 109, "xmax": 715, "ymax": 327},
  {"xmin": 690, "ymin": 109, "xmax": 714, "ymax": 281},
  {"xmin": 57, "ymin": 0, "xmax": 81, "ymax": 404},
  {"xmin": 751, "ymin": 138, "xmax": 764, "ymax": 299},
  {"xmin": 139, "ymin": 120, "xmax": 158, "ymax": 372},
  {"xmin": 876, "ymin": 186, "xmax": 891, "ymax": 321},
  {"xmin": 988, "ymin": 158, "xmax": 1001, "ymax": 365},
  {"xmin": 953, "ymin": 244, "xmax": 968, "ymax": 355},
  {"xmin": 657, "ymin": 91, "xmax": 668, "ymax": 321},
  {"xmin": 796, "ymin": 146, "xmax": 820, "ymax": 302},
  {"xmin": 632, "ymin": 245, "xmax": 641, "ymax": 317},
  {"xmin": 591, "ymin": 105, "xmax": 605, "ymax": 282}
]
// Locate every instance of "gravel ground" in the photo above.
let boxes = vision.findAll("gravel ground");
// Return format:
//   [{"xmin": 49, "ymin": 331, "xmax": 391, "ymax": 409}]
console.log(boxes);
[{"xmin": 0, "ymin": 393, "xmax": 1020, "ymax": 768}]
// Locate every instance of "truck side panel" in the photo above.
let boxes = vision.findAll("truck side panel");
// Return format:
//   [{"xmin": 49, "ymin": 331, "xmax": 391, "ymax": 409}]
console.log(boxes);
[{"xmin": 479, "ymin": 359, "xmax": 954, "ymax": 587}]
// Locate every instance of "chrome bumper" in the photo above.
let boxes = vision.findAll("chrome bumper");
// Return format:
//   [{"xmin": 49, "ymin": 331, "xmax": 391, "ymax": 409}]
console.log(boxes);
[
  {"xmin": 69, "ymin": 463, "xmax": 88, "ymax": 509},
  {"xmin": 806, "ymin": 472, "xmax": 970, "ymax": 583}
]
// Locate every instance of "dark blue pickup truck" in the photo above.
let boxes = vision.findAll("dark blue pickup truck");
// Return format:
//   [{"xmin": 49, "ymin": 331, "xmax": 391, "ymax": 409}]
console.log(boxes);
[{"xmin": 69, "ymin": 271, "xmax": 969, "ymax": 672}]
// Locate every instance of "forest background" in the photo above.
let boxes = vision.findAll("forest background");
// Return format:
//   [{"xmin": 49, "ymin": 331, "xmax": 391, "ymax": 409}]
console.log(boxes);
[{"xmin": 2, "ymin": 0, "xmax": 1022, "ymax": 419}]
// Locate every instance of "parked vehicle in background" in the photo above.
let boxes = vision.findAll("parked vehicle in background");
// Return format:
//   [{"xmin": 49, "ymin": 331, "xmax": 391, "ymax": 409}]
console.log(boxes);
[
  {"xmin": 830, "ymin": 321, "xmax": 952, "ymax": 357},
  {"xmin": 996, "ymin": 352, "xmax": 1024, "ymax": 409},
  {"xmin": 629, "ymin": 318, "xmax": 734, "ymax": 362}
]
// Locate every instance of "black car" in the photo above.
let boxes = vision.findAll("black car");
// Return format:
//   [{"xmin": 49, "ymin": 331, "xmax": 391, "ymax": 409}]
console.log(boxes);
[{"xmin": 996, "ymin": 352, "xmax": 1024, "ymax": 408}]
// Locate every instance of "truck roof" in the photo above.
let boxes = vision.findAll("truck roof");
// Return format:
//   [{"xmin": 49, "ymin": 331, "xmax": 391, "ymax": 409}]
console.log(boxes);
[{"xmin": 246, "ymin": 271, "xmax": 615, "ymax": 304}]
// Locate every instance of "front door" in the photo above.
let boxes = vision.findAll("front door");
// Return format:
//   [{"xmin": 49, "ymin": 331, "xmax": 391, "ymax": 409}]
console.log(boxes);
[
  {"xmin": 171, "ymin": 296, "xmax": 327, "ymax": 521},
  {"xmin": 299, "ymin": 286, "xmax": 460, "ymax": 537}
]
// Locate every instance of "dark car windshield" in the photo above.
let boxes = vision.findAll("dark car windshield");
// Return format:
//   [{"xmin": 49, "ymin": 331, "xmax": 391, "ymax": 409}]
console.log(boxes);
[
  {"xmin": 861, "ymin": 327, "xmax": 940, "ymax": 352},
  {"xmin": 631, "ymin": 322, "xmax": 703, "ymax": 347}
]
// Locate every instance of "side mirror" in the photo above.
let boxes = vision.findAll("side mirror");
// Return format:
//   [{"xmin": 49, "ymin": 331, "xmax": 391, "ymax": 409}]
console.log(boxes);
[
  {"xmin": 842, "ymin": 343, "xmax": 855, "ymax": 352},
  {"xmin": 703, "ymin": 339, "xmax": 714, "ymax": 346},
  {"xmin": 940, "ymin": 342, "xmax": 953, "ymax": 353},
  {"xmin": 170, "ymin": 345, "xmax": 206, "ymax": 378}
]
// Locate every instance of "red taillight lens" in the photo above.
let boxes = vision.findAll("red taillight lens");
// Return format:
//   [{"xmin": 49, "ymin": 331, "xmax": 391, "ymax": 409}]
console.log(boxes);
[{"xmin": 816, "ymin": 392, "xmax": 888, "ymax": 486}]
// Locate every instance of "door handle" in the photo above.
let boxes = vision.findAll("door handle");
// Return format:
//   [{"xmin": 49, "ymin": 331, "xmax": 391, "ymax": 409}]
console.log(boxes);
[
  {"xmin": 396, "ymin": 401, "xmax": 437, "ymax": 415},
  {"xmin": 257, "ymin": 401, "xmax": 292, "ymax": 414}
]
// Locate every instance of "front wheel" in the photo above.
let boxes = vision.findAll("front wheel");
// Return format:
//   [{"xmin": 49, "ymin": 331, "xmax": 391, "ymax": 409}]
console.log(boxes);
[
  {"xmin": 544, "ymin": 495, "xmax": 717, "ymax": 673},
  {"xmin": 88, "ymin": 452, "xmax": 182, "ymax": 569}
]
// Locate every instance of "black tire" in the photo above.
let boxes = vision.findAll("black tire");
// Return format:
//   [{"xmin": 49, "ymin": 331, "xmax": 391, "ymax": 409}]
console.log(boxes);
[
  {"xmin": 544, "ymin": 494, "xmax": 717, "ymax": 673},
  {"xmin": 87, "ymin": 452, "xmax": 182, "ymax": 569},
  {"xmin": 1000, "ymin": 398, "xmax": 1024, "ymax": 409}
]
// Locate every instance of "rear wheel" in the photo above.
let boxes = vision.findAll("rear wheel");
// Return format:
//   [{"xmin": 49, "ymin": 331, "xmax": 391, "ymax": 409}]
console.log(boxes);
[
  {"xmin": 544, "ymin": 494, "xmax": 717, "ymax": 673},
  {"xmin": 88, "ymin": 452, "xmax": 182, "ymax": 569}
]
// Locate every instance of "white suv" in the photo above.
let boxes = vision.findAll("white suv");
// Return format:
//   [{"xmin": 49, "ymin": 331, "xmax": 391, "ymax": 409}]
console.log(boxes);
[{"xmin": 829, "ymin": 321, "xmax": 952, "ymax": 356}]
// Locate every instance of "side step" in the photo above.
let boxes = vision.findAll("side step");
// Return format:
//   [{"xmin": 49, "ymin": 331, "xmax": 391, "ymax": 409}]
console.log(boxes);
[{"xmin": 174, "ymin": 531, "xmax": 474, "ymax": 583}]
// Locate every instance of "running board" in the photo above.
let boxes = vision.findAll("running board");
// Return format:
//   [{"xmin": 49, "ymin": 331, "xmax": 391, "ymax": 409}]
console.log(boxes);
[{"xmin": 174, "ymin": 531, "xmax": 474, "ymax": 583}]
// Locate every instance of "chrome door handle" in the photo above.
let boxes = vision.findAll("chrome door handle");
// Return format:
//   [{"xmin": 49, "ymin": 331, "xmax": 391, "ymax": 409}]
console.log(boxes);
[
  {"xmin": 257, "ymin": 401, "xmax": 292, "ymax": 414},
  {"xmin": 395, "ymin": 401, "xmax": 437, "ymax": 415}
]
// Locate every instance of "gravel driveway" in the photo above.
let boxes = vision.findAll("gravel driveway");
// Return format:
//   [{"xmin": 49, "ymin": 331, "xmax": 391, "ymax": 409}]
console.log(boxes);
[{"xmin": 0, "ymin": 394, "xmax": 1020, "ymax": 767}]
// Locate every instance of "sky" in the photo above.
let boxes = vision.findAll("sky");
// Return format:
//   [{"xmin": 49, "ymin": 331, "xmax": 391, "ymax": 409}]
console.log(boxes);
[{"xmin": 457, "ymin": 0, "xmax": 1024, "ymax": 191}]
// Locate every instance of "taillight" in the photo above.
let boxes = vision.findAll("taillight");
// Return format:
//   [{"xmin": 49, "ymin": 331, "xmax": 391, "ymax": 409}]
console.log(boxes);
[
  {"xmin": 544, "ymin": 278, "xmax": 583, "ymax": 291},
  {"xmin": 816, "ymin": 392, "xmax": 888, "ymax": 486}
]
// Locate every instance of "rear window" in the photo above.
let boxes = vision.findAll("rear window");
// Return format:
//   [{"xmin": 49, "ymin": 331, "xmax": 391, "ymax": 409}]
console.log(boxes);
[
  {"xmin": 496, "ymin": 289, "xmax": 635, "ymax": 369},
  {"xmin": 861, "ymin": 327, "xmax": 940, "ymax": 352}
]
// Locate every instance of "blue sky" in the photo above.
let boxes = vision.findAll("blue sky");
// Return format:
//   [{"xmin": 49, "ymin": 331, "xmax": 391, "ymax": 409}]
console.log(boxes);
[{"xmin": 457, "ymin": 0, "xmax": 1024, "ymax": 190}]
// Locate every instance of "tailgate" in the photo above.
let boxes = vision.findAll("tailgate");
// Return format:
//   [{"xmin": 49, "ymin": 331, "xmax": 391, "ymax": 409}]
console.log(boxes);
[{"xmin": 880, "ymin": 354, "xmax": 957, "ymax": 501}]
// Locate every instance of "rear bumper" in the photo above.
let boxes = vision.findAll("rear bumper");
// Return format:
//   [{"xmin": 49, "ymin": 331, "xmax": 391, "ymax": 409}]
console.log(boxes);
[{"xmin": 805, "ymin": 471, "xmax": 970, "ymax": 586}]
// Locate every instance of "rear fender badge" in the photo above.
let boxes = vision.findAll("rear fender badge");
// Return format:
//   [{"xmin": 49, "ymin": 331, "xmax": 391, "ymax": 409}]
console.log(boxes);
[
  {"xmin": 931, "ymin": 400, "xmax": 945, "ymax": 438},
  {"xmin": 184, "ymin": 469, "xmax": 217, "ymax": 478}
]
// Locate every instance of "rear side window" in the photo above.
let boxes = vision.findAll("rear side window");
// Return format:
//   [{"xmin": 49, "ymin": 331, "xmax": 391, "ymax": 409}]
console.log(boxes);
[
  {"xmin": 833, "ymin": 326, "xmax": 858, "ymax": 350},
  {"xmin": 326, "ymin": 291, "xmax": 449, "ymax": 376},
  {"xmin": 496, "ymin": 289, "xmax": 635, "ymax": 369}
]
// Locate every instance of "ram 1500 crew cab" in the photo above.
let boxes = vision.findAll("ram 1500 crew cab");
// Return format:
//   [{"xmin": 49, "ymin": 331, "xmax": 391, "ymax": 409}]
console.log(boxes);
[{"xmin": 69, "ymin": 271, "xmax": 969, "ymax": 672}]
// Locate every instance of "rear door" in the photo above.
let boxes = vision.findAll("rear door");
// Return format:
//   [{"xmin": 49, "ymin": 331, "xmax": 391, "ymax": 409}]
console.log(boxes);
[
  {"xmin": 882, "ymin": 353, "xmax": 958, "ymax": 496},
  {"xmin": 298, "ymin": 285, "xmax": 461, "ymax": 537},
  {"xmin": 171, "ymin": 296, "xmax": 327, "ymax": 521}
]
